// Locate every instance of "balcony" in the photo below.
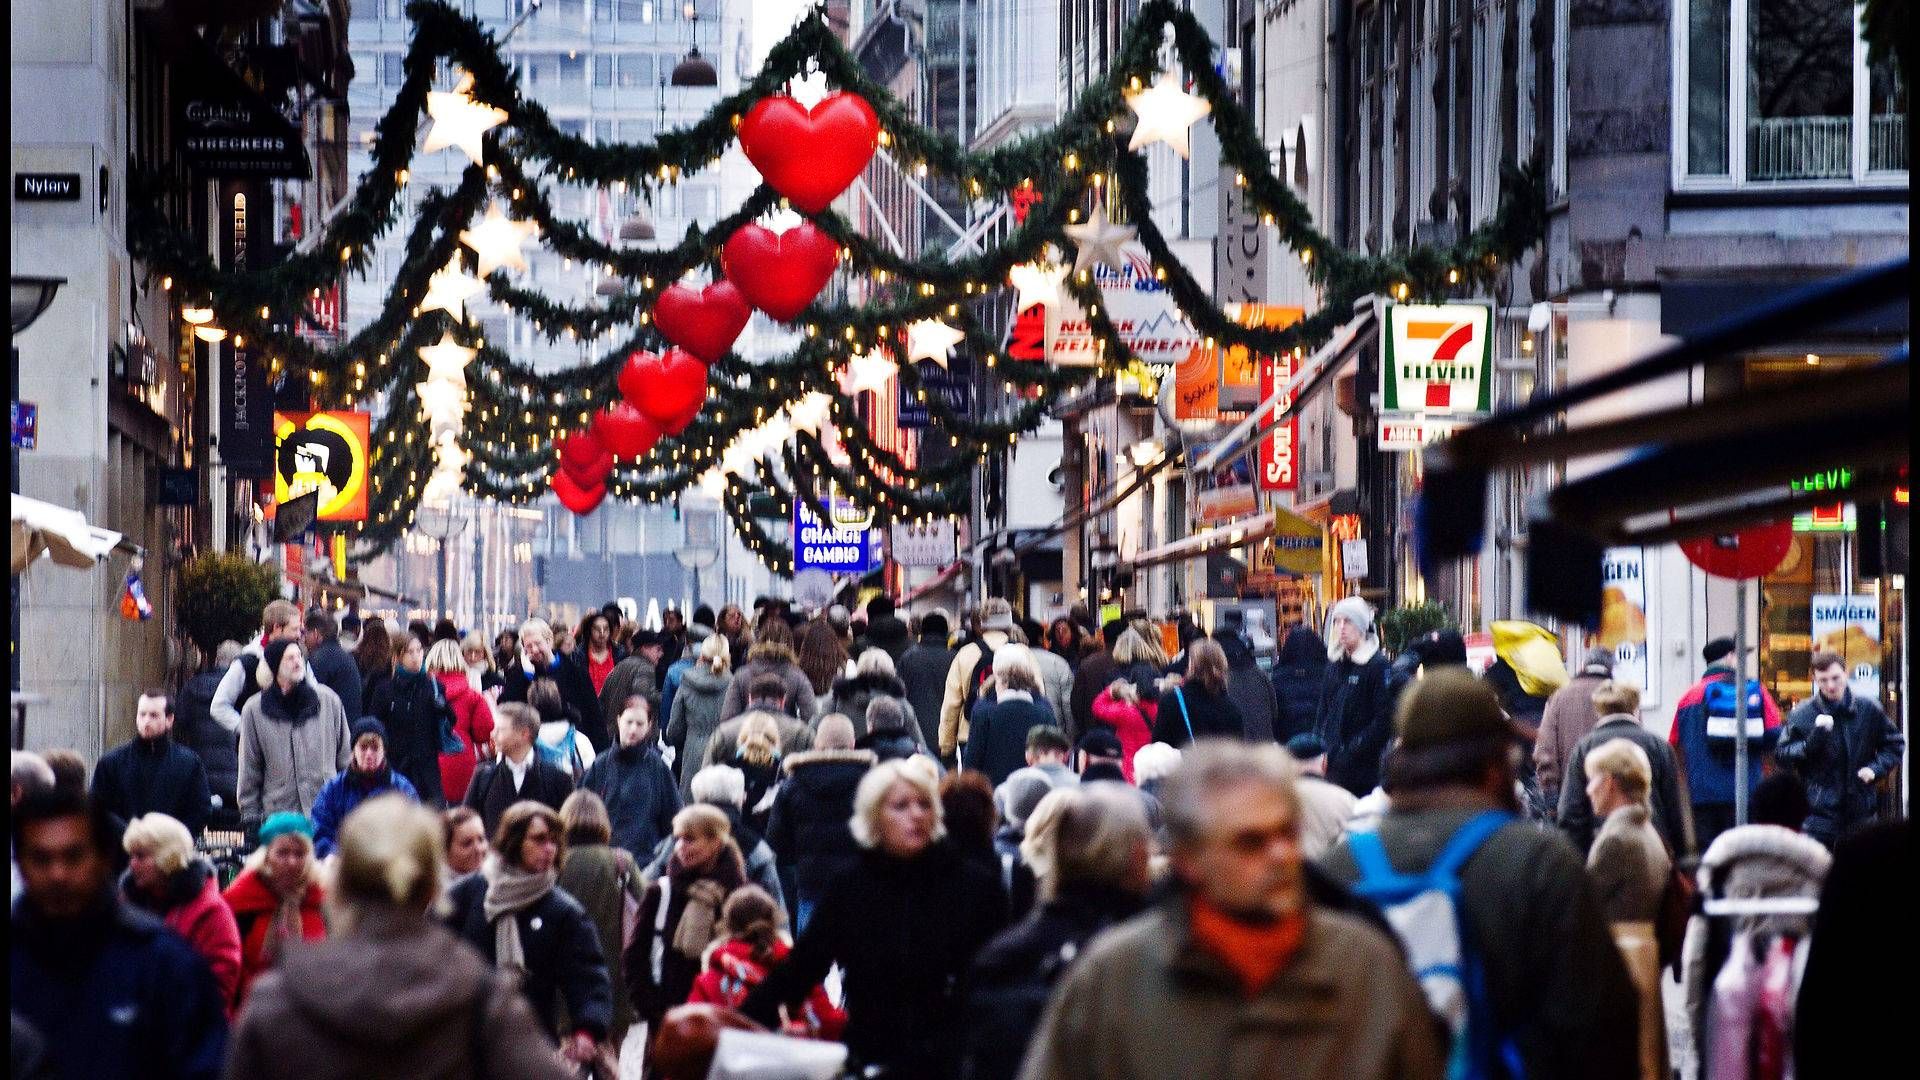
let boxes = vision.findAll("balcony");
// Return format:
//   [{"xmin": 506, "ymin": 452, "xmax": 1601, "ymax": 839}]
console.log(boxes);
[
  {"xmin": 1746, "ymin": 116, "xmax": 1850, "ymax": 181},
  {"xmin": 1869, "ymin": 112, "xmax": 1907, "ymax": 172}
]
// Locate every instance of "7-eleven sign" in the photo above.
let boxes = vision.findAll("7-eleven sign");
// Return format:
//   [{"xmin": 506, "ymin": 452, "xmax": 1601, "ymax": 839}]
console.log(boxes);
[{"xmin": 1380, "ymin": 302, "xmax": 1494, "ymax": 417}]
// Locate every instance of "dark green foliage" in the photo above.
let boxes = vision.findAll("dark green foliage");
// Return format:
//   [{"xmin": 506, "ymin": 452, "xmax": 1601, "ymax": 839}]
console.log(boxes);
[{"xmin": 177, "ymin": 553, "xmax": 281, "ymax": 657}]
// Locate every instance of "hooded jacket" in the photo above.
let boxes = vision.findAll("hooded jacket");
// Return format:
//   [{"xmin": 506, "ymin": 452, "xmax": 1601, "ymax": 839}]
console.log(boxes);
[
  {"xmin": 223, "ymin": 864, "xmax": 328, "ymax": 1008},
  {"xmin": 718, "ymin": 642, "xmax": 818, "ymax": 724},
  {"xmin": 309, "ymin": 765, "xmax": 420, "ymax": 858},
  {"xmin": 819, "ymin": 670, "xmax": 921, "ymax": 740},
  {"xmin": 688, "ymin": 938, "xmax": 846, "ymax": 1038},
  {"xmin": 765, "ymin": 748, "xmax": 875, "ymax": 900},
  {"xmin": 368, "ymin": 668, "xmax": 449, "ymax": 807},
  {"xmin": 898, "ymin": 633, "xmax": 959, "ymax": 748},
  {"xmin": 1214, "ymin": 632, "xmax": 1277, "ymax": 742},
  {"xmin": 1667, "ymin": 663, "xmax": 1784, "ymax": 808},
  {"xmin": 1313, "ymin": 601, "xmax": 1393, "ymax": 796},
  {"xmin": 223, "ymin": 910, "xmax": 574, "ymax": 1080},
  {"xmin": 432, "ymin": 670, "xmax": 495, "ymax": 805},
  {"xmin": 90, "ymin": 732, "xmax": 213, "ymax": 838},
  {"xmin": 237, "ymin": 680, "xmax": 353, "ymax": 822},
  {"xmin": 1090, "ymin": 689, "xmax": 1154, "ymax": 783},
  {"xmin": 120, "ymin": 857, "xmax": 243, "ymax": 1013},
  {"xmin": 1775, "ymin": 688, "xmax": 1905, "ymax": 844},
  {"xmin": 666, "ymin": 662, "xmax": 734, "ymax": 801},
  {"xmin": 1270, "ymin": 624, "xmax": 1328, "ymax": 744},
  {"xmin": 581, "ymin": 741, "xmax": 683, "ymax": 861}
]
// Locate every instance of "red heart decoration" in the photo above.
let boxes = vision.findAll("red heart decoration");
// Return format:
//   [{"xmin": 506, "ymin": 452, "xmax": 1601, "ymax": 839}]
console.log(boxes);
[
  {"xmin": 550, "ymin": 468, "xmax": 606, "ymax": 515},
  {"xmin": 556, "ymin": 430, "xmax": 615, "ymax": 487},
  {"xmin": 722, "ymin": 223, "xmax": 840, "ymax": 323},
  {"xmin": 618, "ymin": 347, "xmax": 710, "ymax": 432},
  {"xmin": 738, "ymin": 92, "xmax": 880, "ymax": 214},
  {"xmin": 654, "ymin": 281, "xmax": 752, "ymax": 363},
  {"xmin": 592, "ymin": 402, "xmax": 662, "ymax": 460}
]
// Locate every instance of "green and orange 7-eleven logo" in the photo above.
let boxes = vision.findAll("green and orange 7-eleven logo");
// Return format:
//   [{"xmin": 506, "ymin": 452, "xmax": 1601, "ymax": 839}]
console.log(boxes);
[{"xmin": 1381, "ymin": 303, "xmax": 1494, "ymax": 415}]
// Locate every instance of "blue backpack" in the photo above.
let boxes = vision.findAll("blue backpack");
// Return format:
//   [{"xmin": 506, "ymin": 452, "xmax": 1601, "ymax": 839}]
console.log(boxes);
[
  {"xmin": 1702, "ymin": 676, "xmax": 1768, "ymax": 756},
  {"xmin": 1348, "ymin": 810, "xmax": 1523, "ymax": 1080}
]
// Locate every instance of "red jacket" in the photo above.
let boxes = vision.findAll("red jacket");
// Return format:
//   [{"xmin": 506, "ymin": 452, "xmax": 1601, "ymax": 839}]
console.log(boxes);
[
  {"xmin": 222, "ymin": 865, "xmax": 327, "ymax": 1008},
  {"xmin": 436, "ymin": 671, "xmax": 496, "ymax": 804},
  {"xmin": 125, "ymin": 862, "xmax": 244, "ymax": 1015},
  {"xmin": 1091, "ymin": 689, "xmax": 1155, "ymax": 783},
  {"xmin": 689, "ymin": 939, "xmax": 845, "ymax": 1040}
]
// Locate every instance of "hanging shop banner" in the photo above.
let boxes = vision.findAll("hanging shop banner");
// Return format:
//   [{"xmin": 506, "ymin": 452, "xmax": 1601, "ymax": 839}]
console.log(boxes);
[
  {"xmin": 1253, "ymin": 319, "xmax": 1307, "ymax": 492},
  {"xmin": 1037, "ymin": 242, "xmax": 1203, "ymax": 379},
  {"xmin": 890, "ymin": 519, "xmax": 958, "ymax": 568},
  {"xmin": 1270, "ymin": 506, "xmax": 1325, "ymax": 577},
  {"xmin": 172, "ymin": 34, "xmax": 311, "ymax": 179},
  {"xmin": 1378, "ymin": 301, "xmax": 1494, "ymax": 450},
  {"xmin": 793, "ymin": 500, "xmax": 881, "ymax": 574},
  {"xmin": 296, "ymin": 282, "xmax": 343, "ymax": 346},
  {"xmin": 1173, "ymin": 341, "xmax": 1221, "ymax": 420},
  {"xmin": 221, "ymin": 346, "xmax": 276, "ymax": 477},
  {"xmin": 1599, "ymin": 547, "xmax": 1650, "ymax": 697},
  {"xmin": 895, "ymin": 367, "xmax": 971, "ymax": 429},
  {"xmin": 1189, "ymin": 441, "xmax": 1258, "ymax": 526},
  {"xmin": 273, "ymin": 411, "xmax": 370, "ymax": 521},
  {"xmin": 1810, "ymin": 594, "xmax": 1881, "ymax": 703}
]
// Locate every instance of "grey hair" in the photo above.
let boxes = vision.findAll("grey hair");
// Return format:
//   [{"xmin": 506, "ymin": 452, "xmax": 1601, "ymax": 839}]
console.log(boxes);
[
  {"xmin": 690, "ymin": 764, "xmax": 747, "ymax": 808},
  {"xmin": 11, "ymin": 751, "xmax": 55, "ymax": 797},
  {"xmin": 1159, "ymin": 739, "xmax": 1301, "ymax": 848},
  {"xmin": 517, "ymin": 617, "xmax": 553, "ymax": 644},
  {"xmin": 1021, "ymin": 783, "xmax": 1152, "ymax": 901},
  {"xmin": 991, "ymin": 643, "xmax": 1043, "ymax": 695},
  {"xmin": 849, "ymin": 759, "xmax": 946, "ymax": 849},
  {"xmin": 854, "ymin": 648, "xmax": 897, "ymax": 679},
  {"xmin": 1131, "ymin": 742, "xmax": 1182, "ymax": 785},
  {"xmin": 214, "ymin": 640, "xmax": 246, "ymax": 669},
  {"xmin": 123, "ymin": 813, "xmax": 196, "ymax": 875},
  {"xmin": 865, "ymin": 695, "xmax": 907, "ymax": 733}
]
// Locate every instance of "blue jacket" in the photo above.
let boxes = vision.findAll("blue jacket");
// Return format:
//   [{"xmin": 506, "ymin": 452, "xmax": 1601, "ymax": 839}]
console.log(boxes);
[
  {"xmin": 659, "ymin": 656, "xmax": 697, "ymax": 730},
  {"xmin": 11, "ymin": 892, "xmax": 228, "ymax": 1080},
  {"xmin": 306, "ymin": 637, "xmax": 365, "ymax": 722},
  {"xmin": 963, "ymin": 694, "xmax": 1057, "ymax": 786},
  {"xmin": 580, "ymin": 743, "xmax": 682, "ymax": 862},
  {"xmin": 1667, "ymin": 665, "xmax": 1782, "ymax": 807},
  {"xmin": 310, "ymin": 767, "xmax": 420, "ymax": 857}
]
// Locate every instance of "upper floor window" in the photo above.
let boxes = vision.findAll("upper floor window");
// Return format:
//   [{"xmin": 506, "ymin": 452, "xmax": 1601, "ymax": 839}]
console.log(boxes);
[{"xmin": 1679, "ymin": 0, "xmax": 1906, "ymax": 185}]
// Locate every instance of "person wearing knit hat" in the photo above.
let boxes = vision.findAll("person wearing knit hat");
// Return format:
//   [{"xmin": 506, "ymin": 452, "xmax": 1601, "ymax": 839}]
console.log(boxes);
[
  {"xmin": 1669, "ymin": 632, "xmax": 1783, "ymax": 852},
  {"xmin": 222, "ymin": 808, "xmax": 328, "ymax": 1008},
  {"xmin": 237, "ymin": 638, "xmax": 353, "ymax": 826},
  {"xmin": 1534, "ymin": 646, "xmax": 1622, "ymax": 809},
  {"xmin": 309, "ymin": 717, "xmax": 420, "ymax": 859},
  {"xmin": 1320, "ymin": 667, "xmax": 1641, "ymax": 1080},
  {"xmin": 1313, "ymin": 597, "xmax": 1394, "ymax": 796}
]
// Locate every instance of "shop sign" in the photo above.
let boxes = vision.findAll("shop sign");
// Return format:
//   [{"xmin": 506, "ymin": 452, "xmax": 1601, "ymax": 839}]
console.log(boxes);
[
  {"xmin": 1270, "ymin": 506, "xmax": 1324, "ymax": 577},
  {"xmin": 297, "ymin": 283, "xmax": 343, "ymax": 345},
  {"xmin": 1189, "ymin": 441, "xmax": 1257, "ymax": 526},
  {"xmin": 11, "ymin": 401, "xmax": 36, "ymax": 450},
  {"xmin": 1463, "ymin": 631, "xmax": 1495, "ymax": 675},
  {"xmin": 1810, "ymin": 594, "xmax": 1880, "ymax": 703},
  {"xmin": 273, "ymin": 411, "xmax": 371, "ymax": 521},
  {"xmin": 1791, "ymin": 467, "xmax": 1856, "ymax": 532},
  {"xmin": 221, "ymin": 192, "xmax": 277, "ymax": 478},
  {"xmin": 895, "ymin": 367, "xmax": 970, "ymax": 429},
  {"xmin": 14, "ymin": 173, "xmax": 81, "ymax": 201},
  {"xmin": 1257, "ymin": 349, "xmax": 1300, "ymax": 492},
  {"xmin": 1341, "ymin": 537, "xmax": 1369, "ymax": 580},
  {"xmin": 1379, "ymin": 301, "xmax": 1493, "ymax": 449},
  {"xmin": 1040, "ymin": 242, "xmax": 1202, "ymax": 379},
  {"xmin": 173, "ymin": 39, "xmax": 312, "ymax": 179},
  {"xmin": 890, "ymin": 519, "xmax": 957, "ymax": 568},
  {"xmin": 793, "ymin": 500, "xmax": 880, "ymax": 574},
  {"xmin": 1599, "ymin": 547, "xmax": 1650, "ymax": 701}
]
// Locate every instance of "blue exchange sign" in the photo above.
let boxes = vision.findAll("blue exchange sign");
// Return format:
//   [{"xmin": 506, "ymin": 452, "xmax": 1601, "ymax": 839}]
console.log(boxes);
[{"xmin": 793, "ymin": 502, "xmax": 880, "ymax": 574}]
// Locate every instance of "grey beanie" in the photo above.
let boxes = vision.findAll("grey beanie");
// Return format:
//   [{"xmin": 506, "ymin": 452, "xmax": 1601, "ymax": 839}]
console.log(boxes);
[
  {"xmin": 1581, "ymin": 647, "xmax": 1616, "ymax": 676},
  {"xmin": 995, "ymin": 768, "xmax": 1057, "ymax": 831}
]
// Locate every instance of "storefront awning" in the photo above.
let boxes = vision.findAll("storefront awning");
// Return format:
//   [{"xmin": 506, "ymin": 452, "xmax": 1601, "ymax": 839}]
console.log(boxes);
[
  {"xmin": 11, "ymin": 494, "xmax": 128, "ymax": 573},
  {"xmin": 1130, "ymin": 511, "xmax": 1277, "ymax": 570}
]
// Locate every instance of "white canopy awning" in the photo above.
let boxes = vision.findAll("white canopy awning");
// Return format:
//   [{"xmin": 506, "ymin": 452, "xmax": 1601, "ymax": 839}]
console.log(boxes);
[
  {"xmin": 11, "ymin": 494, "xmax": 124, "ymax": 574},
  {"xmin": 1129, "ymin": 511, "xmax": 1278, "ymax": 570}
]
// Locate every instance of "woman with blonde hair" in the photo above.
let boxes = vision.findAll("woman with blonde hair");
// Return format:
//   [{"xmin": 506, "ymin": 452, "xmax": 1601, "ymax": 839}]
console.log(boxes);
[
  {"xmin": 122, "ymin": 812, "xmax": 243, "ymax": 1012},
  {"xmin": 1584, "ymin": 738, "xmax": 1671, "ymax": 923},
  {"xmin": 727, "ymin": 711, "xmax": 784, "ymax": 833},
  {"xmin": 557, "ymin": 789, "xmax": 648, "ymax": 1044},
  {"xmin": 460, "ymin": 630, "xmax": 505, "ymax": 698},
  {"xmin": 740, "ymin": 759, "xmax": 1008, "ymax": 1074},
  {"xmin": 426, "ymin": 638, "xmax": 495, "ymax": 805},
  {"xmin": 667, "ymin": 633, "xmax": 735, "ymax": 801},
  {"xmin": 222, "ymin": 810, "xmax": 328, "ymax": 1008},
  {"xmin": 225, "ymin": 794, "xmax": 575, "ymax": 1080},
  {"xmin": 625, "ymin": 803, "xmax": 748, "ymax": 1029}
]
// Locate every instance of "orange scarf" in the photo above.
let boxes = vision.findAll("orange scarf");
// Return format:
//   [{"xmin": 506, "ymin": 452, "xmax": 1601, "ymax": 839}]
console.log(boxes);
[{"xmin": 1188, "ymin": 895, "xmax": 1307, "ymax": 998}]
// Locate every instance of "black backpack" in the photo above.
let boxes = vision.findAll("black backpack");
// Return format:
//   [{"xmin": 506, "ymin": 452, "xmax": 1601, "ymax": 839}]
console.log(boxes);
[
  {"xmin": 962, "ymin": 639, "xmax": 1002, "ymax": 718},
  {"xmin": 234, "ymin": 654, "xmax": 265, "ymax": 715}
]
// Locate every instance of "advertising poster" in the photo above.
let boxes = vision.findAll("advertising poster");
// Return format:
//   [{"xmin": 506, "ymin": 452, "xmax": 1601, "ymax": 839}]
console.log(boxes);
[
  {"xmin": 1810, "ymin": 594, "xmax": 1881, "ymax": 703},
  {"xmin": 793, "ymin": 500, "xmax": 880, "ymax": 574},
  {"xmin": 1040, "ymin": 242, "xmax": 1202, "ymax": 379},
  {"xmin": 1188, "ymin": 441, "xmax": 1258, "ymax": 526},
  {"xmin": 273, "ymin": 411, "xmax": 370, "ymax": 521},
  {"xmin": 1599, "ymin": 547, "xmax": 1650, "ymax": 697}
]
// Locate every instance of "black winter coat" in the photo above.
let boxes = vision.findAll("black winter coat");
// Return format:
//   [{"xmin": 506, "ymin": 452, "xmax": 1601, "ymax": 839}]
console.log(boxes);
[
  {"xmin": 821, "ymin": 671, "xmax": 914, "ymax": 739},
  {"xmin": 462, "ymin": 756, "xmax": 576, "ymax": 838},
  {"xmin": 961, "ymin": 883, "xmax": 1148, "ymax": 1080},
  {"xmin": 1315, "ymin": 649, "xmax": 1394, "ymax": 795},
  {"xmin": 855, "ymin": 726, "xmax": 920, "ymax": 763},
  {"xmin": 1151, "ymin": 683, "xmax": 1245, "ymax": 747},
  {"xmin": 502, "ymin": 654, "xmax": 608, "ymax": 752},
  {"xmin": 443, "ymin": 873, "xmax": 614, "ymax": 1040},
  {"xmin": 90, "ymin": 734, "xmax": 212, "ymax": 838},
  {"xmin": 305, "ymin": 638, "xmax": 364, "ymax": 722},
  {"xmin": 369, "ymin": 669, "xmax": 449, "ymax": 807},
  {"xmin": 174, "ymin": 670, "xmax": 239, "ymax": 827},
  {"xmin": 898, "ymin": 637, "xmax": 959, "ymax": 750},
  {"xmin": 860, "ymin": 615, "xmax": 912, "ymax": 661},
  {"xmin": 580, "ymin": 744, "xmax": 682, "ymax": 862},
  {"xmin": 1215, "ymin": 634, "xmax": 1278, "ymax": 742},
  {"xmin": 1776, "ymin": 691, "xmax": 1906, "ymax": 844},
  {"xmin": 964, "ymin": 694, "xmax": 1058, "ymax": 785},
  {"xmin": 1068, "ymin": 649, "xmax": 1121, "ymax": 746},
  {"xmin": 741, "ymin": 842, "xmax": 1008, "ymax": 1075},
  {"xmin": 765, "ymin": 749, "xmax": 874, "ymax": 901},
  {"xmin": 1270, "ymin": 626, "xmax": 1328, "ymax": 744}
]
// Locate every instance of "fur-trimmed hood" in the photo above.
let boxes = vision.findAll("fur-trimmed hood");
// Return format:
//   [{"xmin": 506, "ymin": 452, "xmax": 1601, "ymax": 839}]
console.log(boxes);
[
  {"xmin": 780, "ymin": 747, "xmax": 877, "ymax": 776},
  {"xmin": 746, "ymin": 640, "xmax": 798, "ymax": 666},
  {"xmin": 827, "ymin": 670, "xmax": 908, "ymax": 701}
]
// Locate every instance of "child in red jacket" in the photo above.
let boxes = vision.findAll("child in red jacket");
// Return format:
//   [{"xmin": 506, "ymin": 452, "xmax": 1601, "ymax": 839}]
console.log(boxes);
[{"xmin": 687, "ymin": 886, "xmax": 845, "ymax": 1040}]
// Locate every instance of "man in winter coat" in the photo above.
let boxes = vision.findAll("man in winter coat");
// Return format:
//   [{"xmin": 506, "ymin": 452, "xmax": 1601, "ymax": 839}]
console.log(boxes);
[
  {"xmin": 1556, "ymin": 680, "xmax": 1691, "ymax": 857},
  {"xmin": 1066, "ymin": 619, "xmax": 1128, "ymax": 746},
  {"xmin": 1775, "ymin": 651, "xmax": 1905, "ymax": 848},
  {"xmin": 659, "ymin": 621, "xmax": 713, "ymax": 727},
  {"xmin": 1668, "ymin": 636, "xmax": 1783, "ymax": 852},
  {"xmin": 1319, "ymin": 670, "xmax": 1640, "ymax": 1080},
  {"xmin": 765, "ymin": 715, "xmax": 875, "ymax": 930},
  {"xmin": 1313, "ymin": 597, "xmax": 1394, "ymax": 796},
  {"xmin": 501, "ymin": 618, "xmax": 608, "ymax": 752},
  {"xmin": 463, "ymin": 703, "xmax": 575, "ymax": 837},
  {"xmin": 91, "ymin": 690, "xmax": 213, "ymax": 838},
  {"xmin": 897, "ymin": 611, "xmax": 958, "ymax": 750},
  {"xmin": 309, "ymin": 719, "xmax": 420, "ymax": 859},
  {"xmin": 1019, "ymin": 741, "xmax": 1442, "ymax": 1080},
  {"xmin": 859, "ymin": 595, "xmax": 912, "ymax": 662},
  {"xmin": 301, "ymin": 608, "xmax": 363, "ymax": 722},
  {"xmin": 210, "ymin": 598, "xmax": 313, "ymax": 734},
  {"xmin": 1269, "ymin": 623, "xmax": 1327, "ymax": 744},
  {"xmin": 582, "ymin": 701, "xmax": 683, "ymax": 861},
  {"xmin": 237, "ymin": 640, "xmax": 354, "ymax": 825},
  {"xmin": 599, "ymin": 628, "xmax": 667, "ymax": 739},
  {"xmin": 174, "ymin": 641, "xmax": 243, "ymax": 830},
  {"xmin": 941, "ymin": 598, "xmax": 1019, "ymax": 762},
  {"xmin": 718, "ymin": 637, "xmax": 818, "ymax": 723},
  {"xmin": 12, "ymin": 790, "xmax": 229, "ymax": 1080},
  {"xmin": 1534, "ymin": 647, "xmax": 1615, "ymax": 809}
]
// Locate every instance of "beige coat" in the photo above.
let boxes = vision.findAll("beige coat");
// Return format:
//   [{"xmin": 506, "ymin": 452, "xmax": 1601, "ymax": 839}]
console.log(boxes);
[
  {"xmin": 1587, "ymin": 804, "xmax": 1671, "ymax": 924},
  {"xmin": 1018, "ymin": 903, "xmax": 1444, "ymax": 1080},
  {"xmin": 938, "ymin": 630, "xmax": 1011, "ymax": 757},
  {"xmin": 1533, "ymin": 671, "xmax": 1610, "ymax": 801}
]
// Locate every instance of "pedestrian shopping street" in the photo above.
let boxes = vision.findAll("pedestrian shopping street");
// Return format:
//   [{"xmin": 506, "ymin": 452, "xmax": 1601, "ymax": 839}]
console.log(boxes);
[{"xmin": 10, "ymin": 0, "xmax": 1910, "ymax": 1077}]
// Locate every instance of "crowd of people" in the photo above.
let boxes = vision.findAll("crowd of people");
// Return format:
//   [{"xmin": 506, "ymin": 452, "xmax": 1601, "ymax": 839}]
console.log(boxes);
[{"xmin": 9, "ymin": 593, "xmax": 1908, "ymax": 1079}]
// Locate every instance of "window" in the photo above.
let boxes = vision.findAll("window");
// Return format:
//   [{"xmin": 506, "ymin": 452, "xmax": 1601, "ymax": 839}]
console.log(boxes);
[
  {"xmin": 556, "ymin": 118, "xmax": 587, "ymax": 140},
  {"xmin": 618, "ymin": 0, "xmax": 655, "ymax": 21},
  {"xmin": 1679, "ymin": 0, "xmax": 1906, "ymax": 183},
  {"xmin": 558, "ymin": 53, "xmax": 587, "ymax": 84},
  {"xmin": 615, "ymin": 53, "xmax": 655, "ymax": 87},
  {"xmin": 594, "ymin": 119, "xmax": 614, "ymax": 144},
  {"xmin": 382, "ymin": 53, "xmax": 404, "ymax": 86}
]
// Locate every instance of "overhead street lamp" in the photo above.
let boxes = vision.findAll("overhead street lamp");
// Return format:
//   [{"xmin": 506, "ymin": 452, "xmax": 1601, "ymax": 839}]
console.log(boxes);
[
  {"xmin": 671, "ymin": 6, "xmax": 718, "ymax": 87},
  {"xmin": 11, "ymin": 277, "xmax": 65, "ymax": 335}
]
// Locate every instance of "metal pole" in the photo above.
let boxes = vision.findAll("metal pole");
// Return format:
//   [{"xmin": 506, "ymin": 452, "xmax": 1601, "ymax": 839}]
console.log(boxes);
[
  {"xmin": 1734, "ymin": 576, "xmax": 1750, "ymax": 826},
  {"xmin": 438, "ymin": 537, "xmax": 449, "ymax": 621}
]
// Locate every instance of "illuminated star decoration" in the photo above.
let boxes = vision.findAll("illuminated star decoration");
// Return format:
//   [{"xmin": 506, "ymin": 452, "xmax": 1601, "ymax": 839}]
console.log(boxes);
[
  {"xmin": 459, "ymin": 202, "xmax": 539, "ymax": 277},
  {"xmin": 423, "ymin": 72, "xmax": 509, "ymax": 165},
  {"xmin": 417, "ymin": 332, "xmax": 478, "ymax": 384},
  {"xmin": 904, "ymin": 318, "xmax": 965, "ymax": 369},
  {"xmin": 1125, "ymin": 72, "xmax": 1212, "ymax": 159},
  {"xmin": 786, "ymin": 391, "xmax": 834, "ymax": 436},
  {"xmin": 1062, "ymin": 204, "xmax": 1138, "ymax": 274},
  {"xmin": 844, "ymin": 350, "xmax": 899, "ymax": 397},
  {"xmin": 419, "ymin": 256, "xmax": 484, "ymax": 318}
]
